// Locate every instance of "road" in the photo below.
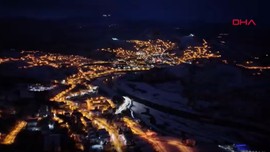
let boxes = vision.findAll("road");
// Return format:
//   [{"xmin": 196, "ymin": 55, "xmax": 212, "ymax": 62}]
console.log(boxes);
[{"xmin": 1, "ymin": 121, "xmax": 27, "ymax": 145}]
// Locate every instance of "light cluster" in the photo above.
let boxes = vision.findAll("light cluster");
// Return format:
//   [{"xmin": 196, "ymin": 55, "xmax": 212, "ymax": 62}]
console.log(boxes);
[{"xmin": 0, "ymin": 38, "xmax": 221, "ymax": 152}]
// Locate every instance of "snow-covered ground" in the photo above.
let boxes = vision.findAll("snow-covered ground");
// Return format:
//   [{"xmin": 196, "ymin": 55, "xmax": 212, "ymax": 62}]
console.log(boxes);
[
  {"xmin": 115, "ymin": 96, "xmax": 132, "ymax": 114},
  {"xmin": 94, "ymin": 75, "xmax": 268, "ymax": 146},
  {"xmin": 116, "ymin": 80, "xmax": 196, "ymax": 113},
  {"xmin": 92, "ymin": 64, "xmax": 270, "ymax": 148},
  {"xmin": 131, "ymin": 100, "xmax": 268, "ymax": 146}
]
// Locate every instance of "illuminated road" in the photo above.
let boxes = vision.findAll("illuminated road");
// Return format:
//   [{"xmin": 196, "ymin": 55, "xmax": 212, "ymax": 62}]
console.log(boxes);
[
  {"xmin": 93, "ymin": 117, "xmax": 123, "ymax": 152},
  {"xmin": 1, "ymin": 121, "xmax": 27, "ymax": 145},
  {"xmin": 123, "ymin": 117, "xmax": 193, "ymax": 152},
  {"xmin": 236, "ymin": 64, "xmax": 270, "ymax": 70}
]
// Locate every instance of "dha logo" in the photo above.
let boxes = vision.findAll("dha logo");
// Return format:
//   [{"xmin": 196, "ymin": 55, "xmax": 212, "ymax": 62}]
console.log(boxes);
[{"xmin": 232, "ymin": 19, "xmax": 256, "ymax": 26}]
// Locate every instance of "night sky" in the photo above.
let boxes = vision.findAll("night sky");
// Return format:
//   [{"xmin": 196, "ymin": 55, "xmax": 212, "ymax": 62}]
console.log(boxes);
[{"xmin": 0, "ymin": 0, "xmax": 267, "ymax": 24}]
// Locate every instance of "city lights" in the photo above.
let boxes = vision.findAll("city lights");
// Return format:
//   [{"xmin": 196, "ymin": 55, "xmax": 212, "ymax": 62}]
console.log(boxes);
[{"xmin": 0, "ymin": 39, "xmax": 221, "ymax": 151}]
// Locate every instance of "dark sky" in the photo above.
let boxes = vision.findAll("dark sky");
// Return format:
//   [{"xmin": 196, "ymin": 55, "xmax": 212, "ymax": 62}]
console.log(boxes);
[{"xmin": 0, "ymin": 0, "xmax": 265, "ymax": 23}]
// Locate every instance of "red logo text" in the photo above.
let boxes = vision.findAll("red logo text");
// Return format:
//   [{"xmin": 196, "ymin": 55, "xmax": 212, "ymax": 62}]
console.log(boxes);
[{"xmin": 232, "ymin": 19, "xmax": 256, "ymax": 26}]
